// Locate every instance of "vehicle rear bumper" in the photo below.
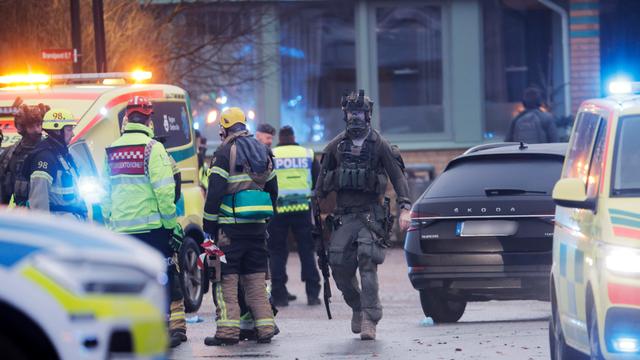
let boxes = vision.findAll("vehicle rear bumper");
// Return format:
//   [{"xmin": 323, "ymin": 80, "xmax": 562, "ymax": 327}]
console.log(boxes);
[
  {"xmin": 404, "ymin": 238, "xmax": 550, "ymax": 301},
  {"xmin": 407, "ymin": 267, "xmax": 550, "ymax": 301}
]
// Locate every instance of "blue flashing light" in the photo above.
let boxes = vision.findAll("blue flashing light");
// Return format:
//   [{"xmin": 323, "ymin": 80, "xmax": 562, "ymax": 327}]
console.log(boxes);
[
  {"xmin": 609, "ymin": 79, "xmax": 633, "ymax": 95},
  {"xmin": 613, "ymin": 337, "xmax": 639, "ymax": 353},
  {"xmin": 193, "ymin": 122, "xmax": 200, "ymax": 130},
  {"xmin": 279, "ymin": 46, "xmax": 305, "ymax": 59}
]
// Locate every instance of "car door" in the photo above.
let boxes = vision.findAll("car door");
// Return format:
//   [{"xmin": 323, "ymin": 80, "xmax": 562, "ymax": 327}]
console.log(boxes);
[{"xmin": 554, "ymin": 110, "xmax": 607, "ymax": 349}]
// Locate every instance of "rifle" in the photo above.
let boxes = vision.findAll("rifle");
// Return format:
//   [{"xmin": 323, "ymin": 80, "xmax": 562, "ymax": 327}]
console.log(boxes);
[{"xmin": 312, "ymin": 196, "xmax": 332, "ymax": 319}]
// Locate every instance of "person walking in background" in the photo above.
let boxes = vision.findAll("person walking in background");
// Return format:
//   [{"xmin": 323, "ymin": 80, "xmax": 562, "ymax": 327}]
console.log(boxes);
[{"xmin": 505, "ymin": 86, "xmax": 558, "ymax": 144}]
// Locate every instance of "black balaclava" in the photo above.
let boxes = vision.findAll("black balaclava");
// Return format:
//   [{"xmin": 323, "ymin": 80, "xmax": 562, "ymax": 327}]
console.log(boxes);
[
  {"xmin": 346, "ymin": 110, "xmax": 368, "ymax": 140},
  {"xmin": 342, "ymin": 90, "xmax": 373, "ymax": 140}
]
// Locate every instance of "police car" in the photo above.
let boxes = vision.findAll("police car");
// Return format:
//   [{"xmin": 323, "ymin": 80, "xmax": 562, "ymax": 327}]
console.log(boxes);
[
  {"xmin": 550, "ymin": 80, "xmax": 640, "ymax": 359},
  {"xmin": 0, "ymin": 210, "xmax": 167, "ymax": 359},
  {"xmin": 0, "ymin": 71, "xmax": 207, "ymax": 312}
]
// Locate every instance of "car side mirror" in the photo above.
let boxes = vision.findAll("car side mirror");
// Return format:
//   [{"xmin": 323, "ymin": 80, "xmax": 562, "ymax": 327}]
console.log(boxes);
[{"xmin": 552, "ymin": 178, "xmax": 595, "ymax": 210}]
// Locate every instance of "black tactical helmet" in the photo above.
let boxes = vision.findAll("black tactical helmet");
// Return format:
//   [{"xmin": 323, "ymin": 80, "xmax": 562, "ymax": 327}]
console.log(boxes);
[{"xmin": 341, "ymin": 89, "xmax": 374, "ymax": 121}]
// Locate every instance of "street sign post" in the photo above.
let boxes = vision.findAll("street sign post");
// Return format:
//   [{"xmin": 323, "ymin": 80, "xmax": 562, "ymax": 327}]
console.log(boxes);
[{"xmin": 41, "ymin": 49, "xmax": 79, "ymax": 63}]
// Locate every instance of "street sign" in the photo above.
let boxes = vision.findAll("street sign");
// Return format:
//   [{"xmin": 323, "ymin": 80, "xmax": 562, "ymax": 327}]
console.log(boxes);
[{"xmin": 41, "ymin": 49, "xmax": 79, "ymax": 63}]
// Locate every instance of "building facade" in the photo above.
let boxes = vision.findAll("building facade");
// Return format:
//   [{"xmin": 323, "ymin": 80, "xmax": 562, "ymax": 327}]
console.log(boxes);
[{"xmin": 181, "ymin": 0, "xmax": 615, "ymax": 172}]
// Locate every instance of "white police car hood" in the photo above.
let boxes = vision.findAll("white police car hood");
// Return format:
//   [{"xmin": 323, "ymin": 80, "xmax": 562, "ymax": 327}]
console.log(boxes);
[{"xmin": 0, "ymin": 210, "xmax": 165, "ymax": 277}]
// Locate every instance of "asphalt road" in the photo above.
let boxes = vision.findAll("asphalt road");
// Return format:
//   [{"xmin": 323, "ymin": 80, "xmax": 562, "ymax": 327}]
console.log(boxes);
[{"xmin": 169, "ymin": 249, "xmax": 551, "ymax": 359}]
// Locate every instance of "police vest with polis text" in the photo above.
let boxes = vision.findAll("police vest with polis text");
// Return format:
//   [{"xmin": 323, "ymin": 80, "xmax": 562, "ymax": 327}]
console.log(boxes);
[{"xmin": 272, "ymin": 144, "xmax": 313, "ymax": 213}]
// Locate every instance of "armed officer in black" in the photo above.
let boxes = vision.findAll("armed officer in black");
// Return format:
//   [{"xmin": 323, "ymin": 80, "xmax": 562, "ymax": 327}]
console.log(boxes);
[
  {"xmin": 0, "ymin": 101, "xmax": 47, "ymax": 206},
  {"xmin": 315, "ymin": 90, "xmax": 412, "ymax": 340}
]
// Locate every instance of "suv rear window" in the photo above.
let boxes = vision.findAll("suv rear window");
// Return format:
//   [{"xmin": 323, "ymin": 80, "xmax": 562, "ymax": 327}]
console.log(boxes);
[
  {"xmin": 118, "ymin": 101, "xmax": 191, "ymax": 149},
  {"xmin": 425, "ymin": 155, "xmax": 563, "ymax": 198}
]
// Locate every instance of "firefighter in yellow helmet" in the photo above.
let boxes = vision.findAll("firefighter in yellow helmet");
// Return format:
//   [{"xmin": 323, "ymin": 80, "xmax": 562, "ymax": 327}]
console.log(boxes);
[
  {"xmin": 203, "ymin": 107, "xmax": 278, "ymax": 346},
  {"xmin": 25, "ymin": 108, "xmax": 86, "ymax": 218}
]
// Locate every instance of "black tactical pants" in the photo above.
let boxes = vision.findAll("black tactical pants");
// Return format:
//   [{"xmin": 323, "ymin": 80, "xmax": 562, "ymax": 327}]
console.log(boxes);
[
  {"xmin": 267, "ymin": 210, "xmax": 321, "ymax": 302},
  {"xmin": 328, "ymin": 212, "xmax": 386, "ymax": 324}
]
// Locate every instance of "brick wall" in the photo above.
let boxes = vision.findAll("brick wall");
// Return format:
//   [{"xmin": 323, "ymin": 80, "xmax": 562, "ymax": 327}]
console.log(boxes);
[{"xmin": 570, "ymin": 0, "xmax": 601, "ymax": 113}]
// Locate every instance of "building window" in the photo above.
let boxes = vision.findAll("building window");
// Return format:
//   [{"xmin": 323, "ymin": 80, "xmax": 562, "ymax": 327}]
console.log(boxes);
[
  {"xmin": 483, "ymin": 1, "xmax": 558, "ymax": 140},
  {"xmin": 279, "ymin": 4, "xmax": 356, "ymax": 143},
  {"xmin": 376, "ymin": 6, "xmax": 444, "ymax": 135}
]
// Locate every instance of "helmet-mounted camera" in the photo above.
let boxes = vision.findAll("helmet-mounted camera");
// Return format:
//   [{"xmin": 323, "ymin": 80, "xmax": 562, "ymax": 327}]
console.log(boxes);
[{"xmin": 341, "ymin": 89, "xmax": 373, "ymax": 121}]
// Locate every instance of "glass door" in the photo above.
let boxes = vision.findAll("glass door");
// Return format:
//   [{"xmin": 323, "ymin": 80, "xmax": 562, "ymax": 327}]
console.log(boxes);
[{"xmin": 372, "ymin": 4, "xmax": 447, "ymax": 138}]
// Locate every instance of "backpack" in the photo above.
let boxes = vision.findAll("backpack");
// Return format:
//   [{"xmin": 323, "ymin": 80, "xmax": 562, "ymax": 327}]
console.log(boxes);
[{"xmin": 510, "ymin": 110, "xmax": 547, "ymax": 144}]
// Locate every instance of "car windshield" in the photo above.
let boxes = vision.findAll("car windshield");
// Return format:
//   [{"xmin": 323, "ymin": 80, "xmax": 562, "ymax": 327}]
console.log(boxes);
[
  {"xmin": 612, "ymin": 115, "xmax": 640, "ymax": 196},
  {"xmin": 425, "ymin": 155, "xmax": 563, "ymax": 198},
  {"xmin": 69, "ymin": 141, "xmax": 97, "ymax": 177}
]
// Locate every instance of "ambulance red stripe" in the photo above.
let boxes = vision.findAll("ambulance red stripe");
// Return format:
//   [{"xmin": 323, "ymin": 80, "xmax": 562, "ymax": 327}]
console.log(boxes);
[
  {"xmin": 71, "ymin": 90, "xmax": 163, "ymax": 144},
  {"xmin": 612, "ymin": 226, "xmax": 640, "ymax": 240},
  {"xmin": 608, "ymin": 283, "xmax": 640, "ymax": 306}
]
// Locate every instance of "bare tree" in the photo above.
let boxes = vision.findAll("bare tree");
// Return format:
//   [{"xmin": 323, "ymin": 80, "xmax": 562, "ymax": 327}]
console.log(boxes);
[{"xmin": 0, "ymin": 0, "xmax": 280, "ymax": 96}]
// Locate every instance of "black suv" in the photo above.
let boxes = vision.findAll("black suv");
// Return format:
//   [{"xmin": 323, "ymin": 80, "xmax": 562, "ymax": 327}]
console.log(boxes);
[{"xmin": 404, "ymin": 142, "xmax": 566, "ymax": 323}]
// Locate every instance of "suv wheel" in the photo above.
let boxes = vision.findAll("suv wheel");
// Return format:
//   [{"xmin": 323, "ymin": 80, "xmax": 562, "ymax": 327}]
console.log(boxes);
[
  {"xmin": 588, "ymin": 304, "xmax": 604, "ymax": 360},
  {"xmin": 179, "ymin": 236, "xmax": 204, "ymax": 313},
  {"xmin": 419, "ymin": 290, "xmax": 466, "ymax": 323},
  {"xmin": 0, "ymin": 334, "xmax": 27, "ymax": 360}
]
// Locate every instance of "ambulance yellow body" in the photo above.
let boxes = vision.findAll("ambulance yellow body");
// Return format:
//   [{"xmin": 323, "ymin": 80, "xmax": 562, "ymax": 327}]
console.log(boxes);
[
  {"xmin": 0, "ymin": 72, "xmax": 208, "ymax": 312},
  {"xmin": 550, "ymin": 90, "xmax": 640, "ymax": 359}
]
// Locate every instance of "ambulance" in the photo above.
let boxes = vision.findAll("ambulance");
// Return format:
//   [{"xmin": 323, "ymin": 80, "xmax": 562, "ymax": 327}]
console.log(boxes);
[
  {"xmin": 0, "ymin": 210, "xmax": 168, "ymax": 359},
  {"xmin": 550, "ymin": 81, "xmax": 640, "ymax": 359},
  {"xmin": 0, "ymin": 72, "xmax": 207, "ymax": 312}
]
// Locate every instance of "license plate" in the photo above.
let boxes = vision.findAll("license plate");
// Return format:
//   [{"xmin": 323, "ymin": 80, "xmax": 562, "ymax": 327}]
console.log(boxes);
[{"xmin": 456, "ymin": 220, "xmax": 518, "ymax": 237}]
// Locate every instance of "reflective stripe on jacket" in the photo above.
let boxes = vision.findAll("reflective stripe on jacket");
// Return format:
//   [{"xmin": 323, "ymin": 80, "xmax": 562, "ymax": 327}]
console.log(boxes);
[
  {"xmin": 27, "ymin": 137, "xmax": 86, "ymax": 217},
  {"xmin": 102, "ymin": 122, "xmax": 177, "ymax": 233},
  {"xmin": 272, "ymin": 145, "xmax": 313, "ymax": 213}
]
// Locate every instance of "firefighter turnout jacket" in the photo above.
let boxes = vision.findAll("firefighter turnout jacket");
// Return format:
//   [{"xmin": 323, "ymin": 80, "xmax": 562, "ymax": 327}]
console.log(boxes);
[
  {"xmin": 27, "ymin": 136, "xmax": 86, "ymax": 217},
  {"xmin": 203, "ymin": 131, "xmax": 278, "ymax": 238},
  {"xmin": 102, "ymin": 122, "xmax": 177, "ymax": 233}
]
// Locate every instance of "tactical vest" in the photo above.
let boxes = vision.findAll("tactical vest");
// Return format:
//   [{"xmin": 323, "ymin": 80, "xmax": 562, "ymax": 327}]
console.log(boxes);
[
  {"xmin": 272, "ymin": 145, "xmax": 313, "ymax": 213},
  {"xmin": 332, "ymin": 137, "xmax": 386, "ymax": 195},
  {"xmin": 0, "ymin": 140, "xmax": 38, "ymax": 206},
  {"xmin": 219, "ymin": 132, "xmax": 275, "ymax": 224}
]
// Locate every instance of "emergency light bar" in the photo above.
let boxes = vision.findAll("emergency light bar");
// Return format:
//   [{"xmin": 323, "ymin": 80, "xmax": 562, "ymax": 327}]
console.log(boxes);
[
  {"xmin": 0, "ymin": 74, "xmax": 50, "ymax": 85},
  {"xmin": 51, "ymin": 71, "xmax": 152, "ymax": 83},
  {"xmin": 0, "ymin": 71, "xmax": 152, "ymax": 87},
  {"xmin": 608, "ymin": 79, "xmax": 640, "ymax": 95}
]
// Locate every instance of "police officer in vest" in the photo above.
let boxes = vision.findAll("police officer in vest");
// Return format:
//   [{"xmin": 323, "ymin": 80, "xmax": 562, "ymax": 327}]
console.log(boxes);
[
  {"xmin": 101, "ymin": 96, "xmax": 184, "ymax": 347},
  {"xmin": 26, "ymin": 109, "xmax": 86, "ymax": 218},
  {"xmin": 0, "ymin": 102, "xmax": 47, "ymax": 206},
  {"xmin": 268, "ymin": 125, "xmax": 321, "ymax": 306},
  {"xmin": 203, "ymin": 107, "xmax": 278, "ymax": 346},
  {"xmin": 315, "ymin": 90, "xmax": 412, "ymax": 340}
]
